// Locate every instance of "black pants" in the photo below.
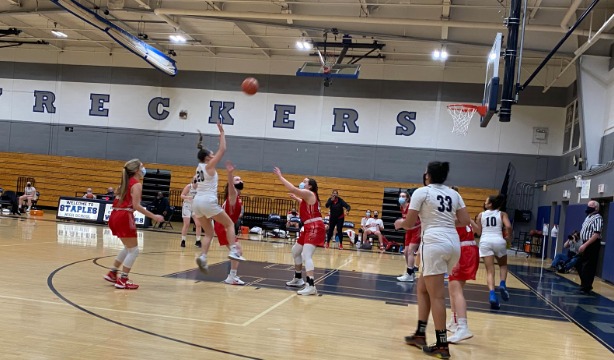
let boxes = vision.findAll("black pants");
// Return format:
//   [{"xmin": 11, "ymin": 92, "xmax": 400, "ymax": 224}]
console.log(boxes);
[
  {"xmin": 578, "ymin": 243, "xmax": 600, "ymax": 292},
  {"xmin": 327, "ymin": 217, "xmax": 344, "ymax": 244},
  {"xmin": 235, "ymin": 217, "xmax": 242, "ymax": 234}
]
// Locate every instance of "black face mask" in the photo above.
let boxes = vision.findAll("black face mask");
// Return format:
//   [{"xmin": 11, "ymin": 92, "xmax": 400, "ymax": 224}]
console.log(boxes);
[
  {"xmin": 585, "ymin": 206, "xmax": 597, "ymax": 214},
  {"xmin": 292, "ymin": 211, "xmax": 297, "ymax": 215},
  {"xmin": 374, "ymin": 214, "xmax": 379, "ymax": 218},
  {"xmin": 423, "ymin": 174, "xmax": 427, "ymax": 186},
  {"xmin": 234, "ymin": 182, "xmax": 244, "ymax": 190}
]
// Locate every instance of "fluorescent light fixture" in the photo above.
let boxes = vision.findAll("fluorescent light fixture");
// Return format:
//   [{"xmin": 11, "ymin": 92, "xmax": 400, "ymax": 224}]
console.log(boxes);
[
  {"xmin": 169, "ymin": 35, "xmax": 186, "ymax": 43},
  {"xmin": 441, "ymin": 51, "xmax": 448, "ymax": 60},
  {"xmin": 489, "ymin": 52, "xmax": 497, "ymax": 60},
  {"xmin": 296, "ymin": 40, "xmax": 304, "ymax": 49},
  {"xmin": 303, "ymin": 41, "xmax": 312, "ymax": 50},
  {"xmin": 432, "ymin": 50, "xmax": 440, "ymax": 59},
  {"xmin": 51, "ymin": 30, "xmax": 68, "ymax": 38}
]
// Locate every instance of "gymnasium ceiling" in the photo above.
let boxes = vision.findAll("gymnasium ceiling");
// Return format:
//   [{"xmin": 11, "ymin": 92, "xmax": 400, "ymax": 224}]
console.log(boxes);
[{"xmin": 1, "ymin": 0, "xmax": 614, "ymax": 67}]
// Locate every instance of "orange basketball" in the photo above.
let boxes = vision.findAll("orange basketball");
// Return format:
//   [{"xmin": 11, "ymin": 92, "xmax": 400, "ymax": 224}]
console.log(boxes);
[{"xmin": 241, "ymin": 77, "xmax": 259, "ymax": 95}]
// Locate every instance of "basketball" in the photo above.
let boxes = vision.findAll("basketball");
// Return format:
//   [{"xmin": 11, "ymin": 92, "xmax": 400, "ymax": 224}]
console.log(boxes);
[{"xmin": 241, "ymin": 77, "xmax": 259, "ymax": 95}]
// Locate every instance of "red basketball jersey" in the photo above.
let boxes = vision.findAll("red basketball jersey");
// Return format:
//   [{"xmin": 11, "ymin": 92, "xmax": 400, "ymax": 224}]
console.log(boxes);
[
  {"xmin": 223, "ymin": 193, "xmax": 242, "ymax": 223},
  {"xmin": 456, "ymin": 225, "xmax": 475, "ymax": 242},
  {"xmin": 299, "ymin": 191, "xmax": 322, "ymax": 222},
  {"xmin": 113, "ymin": 177, "xmax": 139, "ymax": 208},
  {"xmin": 401, "ymin": 202, "xmax": 421, "ymax": 227}
]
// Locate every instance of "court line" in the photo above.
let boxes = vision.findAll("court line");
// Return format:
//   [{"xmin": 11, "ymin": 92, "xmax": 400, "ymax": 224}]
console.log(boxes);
[
  {"xmin": 0, "ymin": 241, "xmax": 57, "ymax": 247},
  {"xmin": 241, "ymin": 293, "xmax": 296, "ymax": 327},
  {"xmin": 510, "ymin": 271, "xmax": 614, "ymax": 354},
  {"xmin": 47, "ymin": 254, "xmax": 263, "ymax": 360}
]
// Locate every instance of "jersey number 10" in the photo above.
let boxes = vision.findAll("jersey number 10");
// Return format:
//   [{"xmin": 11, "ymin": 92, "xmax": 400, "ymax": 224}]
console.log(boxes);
[{"xmin": 485, "ymin": 217, "xmax": 497, "ymax": 227}]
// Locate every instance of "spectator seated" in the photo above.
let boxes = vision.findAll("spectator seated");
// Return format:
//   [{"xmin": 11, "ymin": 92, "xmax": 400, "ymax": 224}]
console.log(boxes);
[
  {"xmin": 263, "ymin": 214, "xmax": 282, "ymax": 238},
  {"xmin": 285, "ymin": 216, "xmax": 302, "ymax": 239},
  {"xmin": 155, "ymin": 205, "xmax": 175, "ymax": 230}
]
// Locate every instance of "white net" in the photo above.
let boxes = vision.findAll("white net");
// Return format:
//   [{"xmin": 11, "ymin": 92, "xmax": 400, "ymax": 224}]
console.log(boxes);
[
  {"xmin": 322, "ymin": 52, "xmax": 337, "ymax": 74},
  {"xmin": 447, "ymin": 105, "xmax": 477, "ymax": 136}
]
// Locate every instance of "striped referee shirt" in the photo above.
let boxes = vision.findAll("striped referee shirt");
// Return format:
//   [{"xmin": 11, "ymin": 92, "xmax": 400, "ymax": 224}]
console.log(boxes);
[{"xmin": 580, "ymin": 213, "xmax": 603, "ymax": 242}]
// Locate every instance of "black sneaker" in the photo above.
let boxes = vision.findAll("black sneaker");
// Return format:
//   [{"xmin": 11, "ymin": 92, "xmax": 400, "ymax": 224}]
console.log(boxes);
[
  {"xmin": 422, "ymin": 343, "xmax": 450, "ymax": 358},
  {"xmin": 545, "ymin": 267, "xmax": 556, "ymax": 272},
  {"xmin": 405, "ymin": 334, "xmax": 426, "ymax": 349},
  {"xmin": 180, "ymin": 240, "xmax": 186, "ymax": 248},
  {"xmin": 195, "ymin": 241, "xmax": 202, "ymax": 248}
]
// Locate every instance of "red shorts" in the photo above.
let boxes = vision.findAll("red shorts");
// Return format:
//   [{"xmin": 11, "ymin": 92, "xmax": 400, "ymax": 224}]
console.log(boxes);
[
  {"xmin": 108, "ymin": 210, "xmax": 137, "ymax": 238},
  {"xmin": 297, "ymin": 221, "xmax": 326, "ymax": 247},
  {"xmin": 213, "ymin": 221, "xmax": 237, "ymax": 246},
  {"xmin": 449, "ymin": 245, "xmax": 479, "ymax": 282},
  {"xmin": 405, "ymin": 227, "xmax": 421, "ymax": 246}
]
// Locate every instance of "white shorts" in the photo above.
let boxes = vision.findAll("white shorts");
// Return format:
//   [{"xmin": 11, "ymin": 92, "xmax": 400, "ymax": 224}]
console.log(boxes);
[
  {"xmin": 182, "ymin": 203, "xmax": 194, "ymax": 218},
  {"xmin": 192, "ymin": 195, "xmax": 223, "ymax": 219},
  {"xmin": 420, "ymin": 233, "xmax": 461, "ymax": 276},
  {"xmin": 479, "ymin": 239, "xmax": 507, "ymax": 258}
]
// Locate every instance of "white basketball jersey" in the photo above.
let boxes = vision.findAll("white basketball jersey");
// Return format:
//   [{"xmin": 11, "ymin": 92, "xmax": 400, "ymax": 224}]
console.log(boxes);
[
  {"xmin": 184, "ymin": 183, "xmax": 198, "ymax": 204},
  {"xmin": 480, "ymin": 209, "xmax": 504, "ymax": 240},
  {"xmin": 409, "ymin": 184, "xmax": 466, "ymax": 235},
  {"xmin": 195, "ymin": 163, "xmax": 218, "ymax": 196}
]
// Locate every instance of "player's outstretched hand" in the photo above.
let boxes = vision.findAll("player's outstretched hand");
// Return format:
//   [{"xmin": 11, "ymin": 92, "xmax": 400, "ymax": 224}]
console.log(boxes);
[
  {"xmin": 273, "ymin": 167, "xmax": 282, "ymax": 178},
  {"xmin": 154, "ymin": 215, "xmax": 165, "ymax": 223},
  {"xmin": 217, "ymin": 121, "xmax": 224, "ymax": 134},
  {"xmin": 226, "ymin": 160, "xmax": 235, "ymax": 173},
  {"xmin": 289, "ymin": 193, "xmax": 300, "ymax": 201}
]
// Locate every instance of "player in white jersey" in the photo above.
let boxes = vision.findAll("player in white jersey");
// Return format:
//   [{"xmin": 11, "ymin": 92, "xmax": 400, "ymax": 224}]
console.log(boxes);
[
  {"xmin": 192, "ymin": 123, "xmax": 245, "ymax": 274},
  {"xmin": 395, "ymin": 161, "xmax": 470, "ymax": 359},
  {"xmin": 19, "ymin": 182, "xmax": 37, "ymax": 212},
  {"xmin": 180, "ymin": 176, "xmax": 204, "ymax": 248},
  {"xmin": 474, "ymin": 194, "xmax": 512, "ymax": 310}
]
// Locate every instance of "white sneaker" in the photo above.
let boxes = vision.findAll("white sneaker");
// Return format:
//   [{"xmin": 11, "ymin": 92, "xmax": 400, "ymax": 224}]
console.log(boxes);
[
  {"xmin": 196, "ymin": 255, "xmax": 209, "ymax": 275},
  {"xmin": 446, "ymin": 320, "xmax": 458, "ymax": 333},
  {"xmin": 397, "ymin": 273, "xmax": 415, "ymax": 282},
  {"xmin": 228, "ymin": 249, "xmax": 246, "ymax": 262},
  {"xmin": 447, "ymin": 327, "xmax": 473, "ymax": 343},
  {"xmin": 297, "ymin": 285, "xmax": 317, "ymax": 296},
  {"xmin": 224, "ymin": 276, "xmax": 245, "ymax": 285},
  {"xmin": 286, "ymin": 278, "xmax": 305, "ymax": 287}
]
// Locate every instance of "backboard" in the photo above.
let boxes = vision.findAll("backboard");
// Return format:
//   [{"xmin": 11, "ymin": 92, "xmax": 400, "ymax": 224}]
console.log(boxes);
[
  {"xmin": 296, "ymin": 62, "xmax": 360, "ymax": 79},
  {"xmin": 480, "ymin": 33, "xmax": 502, "ymax": 127}
]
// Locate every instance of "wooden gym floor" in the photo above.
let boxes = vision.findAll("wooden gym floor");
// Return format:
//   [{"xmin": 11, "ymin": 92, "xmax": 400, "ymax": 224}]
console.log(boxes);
[{"xmin": 0, "ymin": 213, "xmax": 613, "ymax": 359}]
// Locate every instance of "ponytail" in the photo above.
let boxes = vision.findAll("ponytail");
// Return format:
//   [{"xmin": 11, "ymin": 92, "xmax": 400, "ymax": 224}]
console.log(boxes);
[
  {"xmin": 196, "ymin": 130, "xmax": 212, "ymax": 162},
  {"xmin": 488, "ymin": 194, "xmax": 506, "ymax": 210},
  {"xmin": 117, "ymin": 159, "xmax": 141, "ymax": 203}
]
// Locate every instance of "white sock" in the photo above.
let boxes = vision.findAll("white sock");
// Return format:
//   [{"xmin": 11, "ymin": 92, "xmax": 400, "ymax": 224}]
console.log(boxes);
[
  {"xmin": 199, "ymin": 253, "xmax": 207, "ymax": 260},
  {"xmin": 181, "ymin": 236, "xmax": 186, "ymax": 241},
  {"xmin": 230, "ymin": 244, "xmax": 237, "ymax": 252},
  {"xmin": 457, "ymin": 318, "xmax": 467, "ymax": 329},
  {"xmin": 451, "ymin": 312, "xmax": 457, "ymax": 324},
  {"xmin": 196, "ymin": 236, "xmax": 201, "ymax": 241},
  {"xmin": 229, "ymin": 269, "xmax": 237, "ymax": 278}
]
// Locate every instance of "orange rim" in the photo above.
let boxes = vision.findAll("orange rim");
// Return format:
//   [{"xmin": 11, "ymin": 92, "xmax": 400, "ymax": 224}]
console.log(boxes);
[{"xmin": 447, "ymin": 104, "xmax": 487, "ymax": 117}]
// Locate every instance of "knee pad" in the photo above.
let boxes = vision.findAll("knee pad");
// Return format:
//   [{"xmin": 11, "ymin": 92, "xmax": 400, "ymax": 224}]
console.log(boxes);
[
  {"xmin": 292, "ymin": 243, "xmax": 303, "ymax": 265},
  {"xmin": 115, "ymin": 247, "xmax": 129, "ymax": 263},
  {"xmin": 302, "ymin": 244, "xmax": 316, "ymax": 272},
  {"xmin": 122, "ymin": 246, "xmax": 140, "ymax": 268}
]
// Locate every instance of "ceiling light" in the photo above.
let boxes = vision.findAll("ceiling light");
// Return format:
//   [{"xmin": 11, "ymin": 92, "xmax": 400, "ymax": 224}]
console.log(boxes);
[
  {"xmin": 51, "ymin": 30, "xmax": 67, "ymax": 38},
  {"xmin": 296, "ymin": 41, "xmax": 304, "ymax": 49},
  {"xmin": 441, "ymin": 51, "xmax": 448, "ymax": 60},
  {"xmin": 169, "ymin": 35, "xmax": 186, "ymax": 43},
  {"xmin": 489, "ymin": 52, "xmax": 497, "ymax": 60},
  {"xmin": 432, "ymin": 50, "xmax": 440, "ymax": 59},
  {"xmin": 303, "ymin": 41, "xmax": 312, "ymax": 50}
]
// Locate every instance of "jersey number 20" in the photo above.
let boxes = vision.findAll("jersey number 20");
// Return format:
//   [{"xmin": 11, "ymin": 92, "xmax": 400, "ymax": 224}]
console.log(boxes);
[
  {"xmin": 436, "ymin": 195, "xmax": 452, "ymax": 212},
  {"xmin": 196, "ymin": 170, "xmax": 205, "ymax": 182}
]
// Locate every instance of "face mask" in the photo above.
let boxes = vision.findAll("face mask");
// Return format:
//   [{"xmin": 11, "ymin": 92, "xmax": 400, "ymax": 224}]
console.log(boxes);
[
  {"xmin": 366, "ymin": 212, "xmax": 371, "ymax": 217},
  {"xmin": 423, "ymin": 173, "xmax": 427, "ymax": 186},
  {"xmin": 141, "ymin": 167, "xmax": 147, "ymax": 177},
  {"xmin": 299, "ymin": 182, "xmax": 305, "ymax": 189},
  {"xmin": 26, "ymin": 184, "xmax": 31, "ymax": 187},
  {"xmin": 398, "ymin": 197, "xmax": 406, "ymax": 205},
  {"xmin": 374, "ymin": 214, "xmax": 379, "ymax": 218},
  {"xmin": 292, "ymin": 211, "xmax": 297, "ymax": 215},
  {"xmin": 585, "ymin": 206, "xmax": 597, "ymax": 214},
  {"xmin": 234, "ymin": 182, "xmax": 244, "ymax": 190}
]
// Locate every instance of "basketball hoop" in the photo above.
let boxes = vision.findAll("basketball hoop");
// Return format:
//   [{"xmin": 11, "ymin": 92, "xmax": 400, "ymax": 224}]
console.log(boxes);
[
  {"xmin": 447, "ymin": 104, "xmax": 487, "ymax": 136},
  {"xmin": 320, "ymin": 52, "xmax": 337, "ymax": 74}
]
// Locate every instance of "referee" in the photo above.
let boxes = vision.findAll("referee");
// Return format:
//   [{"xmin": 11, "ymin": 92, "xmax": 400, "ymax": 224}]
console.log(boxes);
[{"xmin": 577, "ymin": 200, "xmax": 603, "ymax": 295}]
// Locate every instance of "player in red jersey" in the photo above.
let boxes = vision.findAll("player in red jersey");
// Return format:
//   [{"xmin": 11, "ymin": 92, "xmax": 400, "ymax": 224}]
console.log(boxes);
[
  {"xmin": 397, "ymin": 189, "xmax": 422, "ymax": 282},
  {"xmin": 446, "ymin": 186, "xmax": 480, "ymax": 343},
  {"xmin": 105, "ymin": 159, "xmax": 164, "ymax": 290},
  {"xmin": 273, "ymin": 167, "xmax": 325, "ymax": 296},
  {"xmin": 213, "ymin": 161, "xmax": 246, "ymax": 285}
]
